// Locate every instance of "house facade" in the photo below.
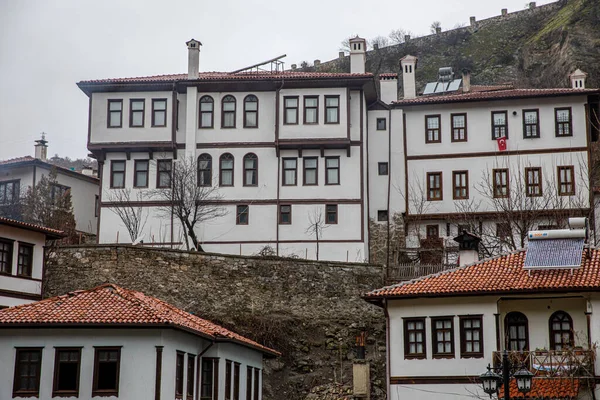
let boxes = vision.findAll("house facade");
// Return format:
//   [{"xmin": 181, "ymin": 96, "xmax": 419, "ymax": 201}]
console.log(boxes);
[
  {"xmin": 0, "ymin": 283, "xmax": 278, "ymax": 400},
  {"xmin": 0, "ymin": 216, "xmax": 63, "ymax": 308}
]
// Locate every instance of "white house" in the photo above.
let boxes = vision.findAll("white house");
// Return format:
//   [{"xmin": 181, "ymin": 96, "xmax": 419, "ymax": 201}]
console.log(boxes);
[
  {"xmin": 0, "ymin": 216, "xmax": 64, "ymax": 308},
  {"xmin": 364, "ymin": 224, "xmax": 600, "ymax": 399},
  {"xmin": 0, "ymin": 283, "xmax": 278, "ymax": 400},
  {"xmin": 0, "ymin": 137, "xmax": 100, "ymax": 235}
]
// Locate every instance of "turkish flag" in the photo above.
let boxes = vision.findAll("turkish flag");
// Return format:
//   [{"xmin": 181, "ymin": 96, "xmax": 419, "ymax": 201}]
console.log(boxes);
[{"xmin": 497, "ymin": 136, "xmax": 507, "ymax": 151}]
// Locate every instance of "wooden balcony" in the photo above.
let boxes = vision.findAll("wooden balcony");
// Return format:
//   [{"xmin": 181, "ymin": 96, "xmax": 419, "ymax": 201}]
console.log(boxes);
[{"xmin": 493, "ymin": 349, "xmax": 595, "ymax": 378}]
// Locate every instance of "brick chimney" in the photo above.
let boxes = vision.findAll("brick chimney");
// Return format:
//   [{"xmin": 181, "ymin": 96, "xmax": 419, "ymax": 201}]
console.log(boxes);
[
  {"xmin": 185, "ymin": 39, "xmax": 202, "ymax": 79},
  {"xmin": 400, "ymin": 55, "xmax": 418, "ymax": 99},
  {"xmin": 349, "ymin": 36, "xmax": 366, "ymax": 74},
  {"xmin": 34, "ymin": 133, "xmax": 48, "ymax": 161}
]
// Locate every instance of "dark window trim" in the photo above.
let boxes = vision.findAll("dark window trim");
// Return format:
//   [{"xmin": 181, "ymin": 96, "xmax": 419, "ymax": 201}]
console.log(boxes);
[
  {"xmin": 157, "ymin": 159, "xmax": 173, "ymax": 189},
  {"xmin": 525, "ymin": 167, "xmax": 542, "ymax": 197},
  {"xmin": 133, "ymin": 159, "xmax": 150, "ymax": 188},
  {"xmin": 200, "ymin": 357, "xmax": 219, "ymax": 400},
  {"xmin": 199, "ymin": 95, "xmax": 215, "ymax": 129},
  {"xmin": 324, "ymin": 156, "xmax": 340, "ymax": 186},
  {"xmin": 246, "ymin": 367, "xmax": 253, "ymax": 400},
  {"xmin": 522, "ymin": 109, "xmax": 540, "ymax": 139},
  {"xmin": 187, "ymin": 353, "xmax": 196, "ymax": 400},
  {"xmin": 219, "ymin": 153, "xmax": 235, "ymax": 187},
  {"xmin": 452, "ymin": 170, "xmax": 469, "ymax": 200},
  {"xmin": 555, "ymin": 107, "xmax": 573, "ymax": 137},
  {"xmin": 243, "ymin": 153, "xmax": 258, "ymax": 187},
  {"xmin": 236, "ymin": 205, "xmax": 249, "ymax": 225},
  {"xmin": 378, "ymin": 162, "xmax": 389, "ymax": 176},
  {"xmin": 92, "ymin": 346, "xmax": 121, "ymax": 397},
  {"xmin": 403, "ymin": 317, "xmax": 426, "ymax": 359},
  {"xmin": 176, "ymin": 351, "xmax": 185, "ymax": 399},
  {"xmin": 243, "ymin": 95, "xmax": 259, "ymax": 129},
  {"xmin": 377, "ymin": 210, "xmax": 388, "ymax": 222},
  {"xmin": 282, "ymin": 157, "xmax": 298, "ymax": 186},
  {"xmin": 129, "ymin": 98, "xmax": 145, "ymax": 128},
  {"xmin": 221, "ymin": 95, "xmax": 237, "ymax": 128},
  {"xmin": 283, "ymin": 96, "xmax": 299, "ymax": 125},
  {"xmin": 198, "ymin": 153, "xmax": 213, "ymax": 187},
  {"xmin": 303, "ymin": 95, "xmax": 319, "ymax": 125},
  {"xmin": 225, "ymin": 360, "xmax": 232, "ymax": 400},
  {"xmin": 426, "ymin": 172, "xmax": 443, "ymax": 201},
  {"xmin": 279, "ymin": 204, "xmax": 292, "ymax": 225},
  {"xmin": 549, "ymin": 310, "xmax": 574, "ymax": 350},
  {"xmin": 110, "ymin": 160, "xmax": 126, "ymax": 189},
  {"xmin": 107, "ymin": 99, "xmax": 123, "ymax": 128},
  {"xmin": 13, "ymin": 347, "xmax": 43, "ymax": 398},
  {"xmin": 505, "ymin": 312, "xmax": 529, "ymax": 351},
  {"xmin": 253, "ymin": 369, "xmax": 260, "ymax": 400},
  {"xmin": 16, "ymin": 243, "xmax": 33, "ymax": 278},
  {"xmin": 492, "ymin": 168, "xmax": 509, "ymax": 198},
  {"xmin": 426, "ymin": 225, "xmax": 439, "ymax": 239},
  {"xmin": 459, "ymin": 315, "xmax": 484, "ymax": 359},
  {"xmin": 431, "ymin": 316, "xmax": 455, "ymax": 359},
  {"xmin": 151, "ymin": 98, "xmax": 168, "ymax": 128},
  {"xmin": 0, "ymin": 179, "xmax": 21, "ymax": 205},
  {"xmin": 376, "ymin": 118, "xmax": 387, "ymax": 131},
  {"xmin": 557, "ymin": 165, "xmax": 575, "ymax": 196},
  {"xmin": 0, "ymin": 237, "xmax": 14, "ymax": 275},
  {"xmin": 325, "ymin": 204, "xmax": 338, "ymax": 225},
  {"xmin": 52, "ymin": 347, "xmax": 82, "ymax": 398},
  {"xmin": 324, "ymin": 95, "xmax": 340, "ymax": 124},
  {"xmin": 450, "ymin": 113, "xmax": 467, "ymax": 142},
  {"xmin": 302, "ymin": 157, "xmax": 318, "ymax": 186},
  {"xmin": 425, "ymin": 114, "xmax": 441, "ymax": 144},
  {"xmin": 233, "ymin": 362, "xmax": 240, "ymax": 400},
  {"xmin": 491, "ymin": 110, "xmax": 509, "ymax": 140}
]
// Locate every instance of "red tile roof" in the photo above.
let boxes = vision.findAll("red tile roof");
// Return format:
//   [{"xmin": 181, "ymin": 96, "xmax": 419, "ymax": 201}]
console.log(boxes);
[
  {"xmin": 0, "ymin": 156, "xmax": 36, "ymax": 165},
  {"xmin": 379, "ymin": 73, "xmax": 398, "ymax": 79},
  {"xmin": 365, "ymin": 249, "xmax": 600, "ymax": 301},
  {"xmin": 0, "ymin": 216, "xmax": 65, "ymax": 238},
  {"xmin": 498, "ymin": 378, "xmax": 580, "ymax": 399},
  {"xmin": 79, "ymin": 71, "xmax": 374, "ymax": 85},
  {"xmin": 0, "ymin": 283, "xmax": 279, "ymax": 356}
]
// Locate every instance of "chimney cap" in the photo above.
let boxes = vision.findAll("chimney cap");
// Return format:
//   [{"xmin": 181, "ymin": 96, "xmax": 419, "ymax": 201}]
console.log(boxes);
[
  {"xmin": 569, "ymin": 68, "xmax": 588, "ymax": 78},
  {"xmin": 186, "ymin": 38, "xmax": 203, "ymax": 48},
  {"xmin": 349, "ymin": 35, "xmax": 366, "ymax": 43},
  {"xmin": 400, "ymin": 54, "xmax": 418, "ymax": 64},
  {"xmin": 453, "ymin": 230, "xmax": 481, "ymax": 250}
]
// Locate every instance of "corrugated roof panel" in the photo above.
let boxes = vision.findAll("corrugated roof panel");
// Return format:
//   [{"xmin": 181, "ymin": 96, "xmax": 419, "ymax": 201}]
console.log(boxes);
[{"xmin": 523, "ymin": 238, "xmax": 584, "ymax": 270}]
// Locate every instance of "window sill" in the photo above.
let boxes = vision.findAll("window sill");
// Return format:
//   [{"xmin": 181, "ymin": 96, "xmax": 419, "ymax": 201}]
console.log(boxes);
[
  {"xmin": 523, "ymin": 136, "xmax": 540, "ymax": 139},
  {"xmin": 432, "ymin": 354, "xmax": 455, "ymax": 359},
  {"xmin": 460, "ymin": 354, "xmax": 484, "ymax": 359},
  {"xmin": 92, "ymin": 390, "xmax": 119, "ymax": 397},
  {"xmin": 12, "ymin": 391, "xmax": 39, "ymax": 398},
  {"xmin": 52, "ymin": 390, "xmax": 79, "ymax": 397},
  {"xmin": 404, "ymin": 355, "xmax": 426, "ymax": 360}
]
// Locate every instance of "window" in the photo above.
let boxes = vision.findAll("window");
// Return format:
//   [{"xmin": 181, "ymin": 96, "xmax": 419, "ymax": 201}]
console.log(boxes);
[
  {"xmin": 243, "ymin": 153, "xmax": 258, "ymax": 186},
  {"xmin": 95, "ymin": 195, "xmax": 99, "ymax": 217},
  {"xmin": 129, "ymin": 99, "xmax": 145, "ymax": 127},
  {"xmin": 198, "ymin": 154, "xmax": 213, "ymax": 187},
  {"xmin": 427, "ymin": 172, "xmax": 442, "ymax": 201},
  {"xmin": 491, "ymin": 111, "xmax": 508, "ymax": 139},
  {"xmin": 246, "ymin": 367, "xmax": 253, "ymax": 400},
  {"xmin": 152, "ymin": 99, "xmax": 167, "ymax": 127},
  {"xmin": 200, "ymin": 358, "xmax": 219, "ymax": 400},
  {"xmin": 377, "ymin": 118, "xmax": 387, "ymax": 130},
  {"xmin": 404, "ymin": 318, "xmax": 426, "ymax": 359},
  {"xmin": 452, "ymin": 171, "xmax": 468, "ymax": 200},
  {"xmin": 236, "ymin": 205, "xmax": 249, "ymax": 225},
  {"xmin": 325, "ymin": 157, "xmax": 340, "ymax": 185},
  {"xmin": 493, "ymin": 169, "xmax": 509, "ymax": 198},
  {"xmin": 53, "ymin": 348, "xmax": 81, "ymax": 397},
  {"xmin": 378, "ymin": 162, "xmax": 389, "ymax": 176},
  {"xmin": 219, "ymin": 154, "xmax": 234, "ymax": 187},
  {"xmin": 425, "ymin": 115, "xmax": 441, "ymax": 143},
  {"xmin": 222, "ymin": 95, "xmax": 236, "ymax": 128},
  {"xmin": 549, "ymin": 311, "xmax": 573, "ymax": 351},
  {"xmin": 525, "ymin": 167, "xmax": 542, "ymax": 197},
  {"xmin": 133, "ymin": 160, "xmax": 149, "ymax": 188},
  {"xmin": 92, "ymin": 347, "xmax": 121, "ymax": 397},
  {"xmin": 157, "ymin": 159, "xmax": 172, "ymax": 188},
  {"xmin": 187, "ymin": 354, "xmax": 196, "ymax": 400},
  {"xmin": 199, "ymin": 96, "xmax": 214, "ymax": 128},
  {"xmin": 459, "ymin": 316, "xmax": 483, "ymax": 358},
  {"xmin": 496, "ymin": 222, "xmax": 511, "ymax": 241},
  {"xmin": 244, "ymin": 95, "xmax": 258, "ymax": 128},
  {"xmin": 175, "ymin": 352, "xmax": 184, "ymax": 399},
  {"xmin": 555, "ymin": 107, "xmax": 572, "ymax": 137},
  {"xmin": 0, "ymin": 238, "xmax": 13, "ymax": 274},
  {"xmin": 282, "ymin": 158, "xmax": 297, "ymax": 186},
  {"xmin": 0, "ymin": 180, "xmax": 20, "ymax": 204},
  {"xmin": 279, "ymin": 205, "xmax": 291, "ymax": 225},
  {"xmin": 225, "ymin": 360, "xmax": 232, "ymax": 400},
  {"xmin": 284, "ymin": 97, "xmax": 298, "ymax": 124},
  {"xmin": 451, "ymin": 113, "xmax": 467, "ymax": 142},
  {"xmin": 17, "ymin": 243, "xmax": 33, "ymax": 277},
  {"xmin": 110, "ymin": 160, "xmax": 126, "ymax": 189},
  {"xmin": 303, "ymin": 157, "xmax": 318, "ymax": 185},
  {"xmin": 303, "ymin": 96, "xmax": 318, "ymax": 124},
  {"xmin": 107, "ymin": 100, "xmax": 123, "ymax": 128},
  {"xmin": 253, "ymin": 369, "xmax": 260, "ymax": 400},
  {"xmin": 50, "ymin": 184, "xmax": 70, "ymax": 205},
  {"xmin": 505, "ymin": 312, "xmax": 529, "ymax": 351},
  {"xmin": 13, "ymin": 348, "xmax": 42, "ymax": 397},
  {"xmin": 426, "ymin": 225, "xmax": 439, "ymax": 238},
  {"xmin": 325, "ymin": 204, "xmax": 338, "ymax": 224},
  {"xmin": 233, "ymin": 362, "xmax": 240, "ymax": 400},
  {"xmin": 523, "ymin": 109, "xmax": 539, "ymax": 138},
  {"xmin": 431, "ymin": 317, "xmax": 454, "ymax": 358},
  {"xmin": 325, "ymin": 96, "xmax": 340, "ymax": 124},
  {"xmin": 557, "ymin": 166, "xmax": 575, "ymax": 195},
  {"xmin": 377, "ymin": 210, "xmax": 388, "ymax": 222}
]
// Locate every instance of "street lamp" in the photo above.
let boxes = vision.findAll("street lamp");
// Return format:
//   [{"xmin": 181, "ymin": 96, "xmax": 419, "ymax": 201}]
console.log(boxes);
[{"xmin": 479, "ymin": 350, "xmax": 534, "ymax": 399}]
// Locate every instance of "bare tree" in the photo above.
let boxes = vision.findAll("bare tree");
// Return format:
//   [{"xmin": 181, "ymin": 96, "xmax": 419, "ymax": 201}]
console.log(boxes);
[
  {"xmin": 430, "ymin": 21, "xmax": 442, "ymax": 34},
  {"xmin": 105, "ymin": 189, "xmax": 148, "ymax": 242},
  {"xmin": 305, "ymin": 207, "xmax": 329, "ymax": 260},
  {"xmin": 388, "ymin": 29, "xmax": 407, "ymax": 44},
  {"xmin": 370, "ymin": 36, "xmax": 389, "ymax": 50},
  {"xmin": 151, "ymin": 156, "xmax": 227, "ymax": 251}
]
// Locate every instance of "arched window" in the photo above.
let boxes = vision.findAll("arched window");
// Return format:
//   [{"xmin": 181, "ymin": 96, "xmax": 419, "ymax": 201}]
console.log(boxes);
[
  {"xmin": 199, "ymin": 96, "xmax": 214, "ymax": 128},
  {"xmin": 243, "ymin": 153, "xmax": 258, "ymax": 186},
  {"xmin": 219, "ymin": 153, "xmax": 234, "ymax": 186},
  {"xmin": 549, "ymin": 311, "xmax": 573, "ymax": 350},
  {"xmin": 244, "ymin": 95, "xmax": 258, "ymax": 128},
  {"xmin": 197, "ymin": 154, "xmax": 212, "ymax": 187},
  {"xmin": 505, "ymin": 312, "xmax": 529, "ymax": 351},
  {"xmin": 221, "ymin": 95, "xmax": 236, "ymax": 128}
]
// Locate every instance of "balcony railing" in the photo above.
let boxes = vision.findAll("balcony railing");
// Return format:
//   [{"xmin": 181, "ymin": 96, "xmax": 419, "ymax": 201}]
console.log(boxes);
[{"xmin": 493, "ymin": 349, "xmax": 595, "ymax": 378}]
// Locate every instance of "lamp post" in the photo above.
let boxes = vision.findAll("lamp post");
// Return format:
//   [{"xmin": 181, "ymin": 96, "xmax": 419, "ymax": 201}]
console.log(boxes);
[{"xmin": 479, "ymin": 350, "xmax": 533, "ymax": 400}]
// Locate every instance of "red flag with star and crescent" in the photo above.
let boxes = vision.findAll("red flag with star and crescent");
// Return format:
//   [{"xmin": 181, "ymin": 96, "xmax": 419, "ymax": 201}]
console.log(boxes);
[{"xmin": 497, "ymin": 136, "xmax": 507, "ymax": 151}]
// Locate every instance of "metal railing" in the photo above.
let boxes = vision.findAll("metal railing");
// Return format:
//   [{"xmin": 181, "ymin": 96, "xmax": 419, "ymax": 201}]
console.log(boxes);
[
  {"xmin": 492, "ymin": 350, "xmax": 596, "ymax": 378},
  {"xmin": 386, "ymin": 263, "xmax": 456, "ymax": 282}
]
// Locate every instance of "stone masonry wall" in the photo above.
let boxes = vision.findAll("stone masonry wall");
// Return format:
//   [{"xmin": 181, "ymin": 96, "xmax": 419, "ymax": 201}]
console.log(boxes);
[{"xmin": 45, "ymin": 245, "xmax": 387, "ymax": 400}]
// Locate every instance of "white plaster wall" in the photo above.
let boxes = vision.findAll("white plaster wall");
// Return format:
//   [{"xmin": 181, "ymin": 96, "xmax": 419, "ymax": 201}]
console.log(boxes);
[
  {"xmin": 367, "ymin": 110, "xmax": 390, "ymax": 219},
  {"xmin": 0, "ymin": 165, "xmax": 33, "ymax": 193},
  {"xmin": 349, "ymin": 89, "xmax": 362, "ymax": 141},
  {"xmin": 90, "ymin": 91, "xmax": 173, "ymax": 143},
  {"xmin": 176, "ymin": 93, "xmax": 187, "ymax": 143},
  {"xmin": 380, "ymin": 80, "xmax": 398, "ymax": 104}
]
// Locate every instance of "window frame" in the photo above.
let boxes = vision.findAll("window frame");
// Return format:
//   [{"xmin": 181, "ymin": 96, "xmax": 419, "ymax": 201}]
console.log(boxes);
[
  {"xmin": 233, "ymin": 362, "xmax": 240, "ymax": 400},
  {"xmin": 452, "ymin": 170, "xmax": 469, "ymax": 200},
  {"xmin": 426, "ymin": 225, "xmax": 439, "ymax": 239},
  {"xmin": 378, "ymin": 162, "xmax": 389, "ymax": 176},
  {"xmin": 243, "ymin": 95, "xmax": 259, "ymax": 128},
  {"xmin": 50, "ymin": 183, "xmax": 70, "ymax": 206},
  {"xmin": 17, "ymin": 242, "xmax": 33, "ymax": 277},
  {"xmin": 157, "ymin": 159, "xmax": 173, "ymax": 189},
  {"xmin": 451, "ymin": 113, "xmax": 467, "ymax": 142},
  {"xmin": 279, "ymin": 205, "xmax": 292, "ymax": 225},
  {"xmin": 403, "ymin": 317, "xmax": 427, "ymax": 360},
  {"xmin": 283, "ymin": 96, "xmax": 299, "ymax": 125},
  {"xmin": 302, "ymin": 157, "xmax": 318, "ymax": 186},
  {"xmin": 219, "ymin": 153, "xmax": 235, "ymax": 187},
  {"xmin": 491, "ymin": 111, "xmax": 509, "ymax": 140},
  {"xmin": 522, "ymin": 109, "xmax": 540, "ymax": 139},
  {"xmin": 253, "ymin": 369, "xmax": 260, "ymax": 400},
  {"xmin": 557, "ymin": 165, "xmax": 575, "ymax": 196},
  {"xmin": 199, "ymin": 96, "xmax": 215, "ymax": 129},
  {"xmin": 325, "ymin": 156, "xmax": 340, "ymax": 185},
  {"xmin": 525, "ymin": 167, "xmax": 542, "ymax": 197},
  {"xmin": 52, "ymin": 347, "xmax": 82, "ymax": 398},
  {"xmin": 198, "ymin": 154, "xmax": 213, "ymax": 187},
  {"xmin": 0, "ymin": 237, "xmax": 13, "ymax": 274},
  {"xmin": 425, "ymin": 114, "xmax": 441, "ymax": 144},
  {"xmin": 376, "ymin": 118, "xmax": 387, "ymax": 131},
  {"xmin": 431, "ymin": 316, "xmax": 455, "ymax": 359},
  {"xmin": 246, "ymin": 367, "xmax": 253, "ymax": 400},
  {"xmin": 225, "ymin": 360, "xmax": 232, "ymax": 400},
  {"xmin": 459, "ymin": 315, "xmax": 484, "ymax": 359},
  {"xmin": 133, "ymin": 159, "xmax": 149, "ymax": 188},
  {"xmin": 505, "ymin": 312, "xmax": 529, "ymax": 351},
  {"xmin": 107, "ymin": 99, "xmax": 123, "ymax": 128},
  {"xmin": 187, "ymin": 354, "xmax": 196, "ymax": 400},
  {"xmin": 555, "ymin": 107, "xmax": 573, "ymax": 137},
  {"xmin": 236, "ymin": 205, "xmax": 249, "ymax": 225},
  {"xmin": 549, "ymin": 311, "xmax": 574, "ymax": 351},
  {"xmin": 13, "ymin": 347, "xmax": 43, "ymax": 398},
  {"xmin": 151, "ymin": 98, "xmax": 168, "ymax": 128},
  {"xmin": 324, "ymin": 95, "xmax": 340, "ymax": 124},
  {"xmin": 282, "ymin": 158, "xmax": 298, "ymax": 186},
  {"xmin": 129, "ymin": 98, "xmax": 145, "ymax": 128},
  {"xmin": 303, "ymin": 96, "xmax": 319, "ymax": 125},
  {"xmin": 325, "ymin": 204, "xmax": 338, "ymax": 225},
  {"xmin": 492, "ymin": 168, "xmax": 509, "ymax": 198},
  {"xmin": 110, "ymin": 160, "xmax": 126, "ymax": 189},
  {"xmin": 426, "ymin": 172, "xmax": 443, "ymax": 201},
  {"xmin": 221, "ymin": 95, "xmax": 237, "ymax": 128},
  {"xmin": 243, "ymin": 153, "xmax": 258, "ymax": 187},
  {"xmin": 175, "ymin": 351, "xmax": 185, "ymax": 399},
  {"xmin": 200, "ymin": 357, "xmax": 219, "ymax": 400},
  {"xmin": 92, "ymin": 346, "xmax": 121, "ymax": 397},
  {"xmin": 377, "ymin": 210, "xmax": 388, "ymax": 222},
  {"xmin": 0, "ymin": 179, "xmax": 20, "ymax": 205}
]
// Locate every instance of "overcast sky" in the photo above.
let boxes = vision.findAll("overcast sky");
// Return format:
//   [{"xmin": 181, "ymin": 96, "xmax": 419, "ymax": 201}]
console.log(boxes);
[{"xmin": 0, "ymin": 0, "xmax": 555, "ymax": 160}]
